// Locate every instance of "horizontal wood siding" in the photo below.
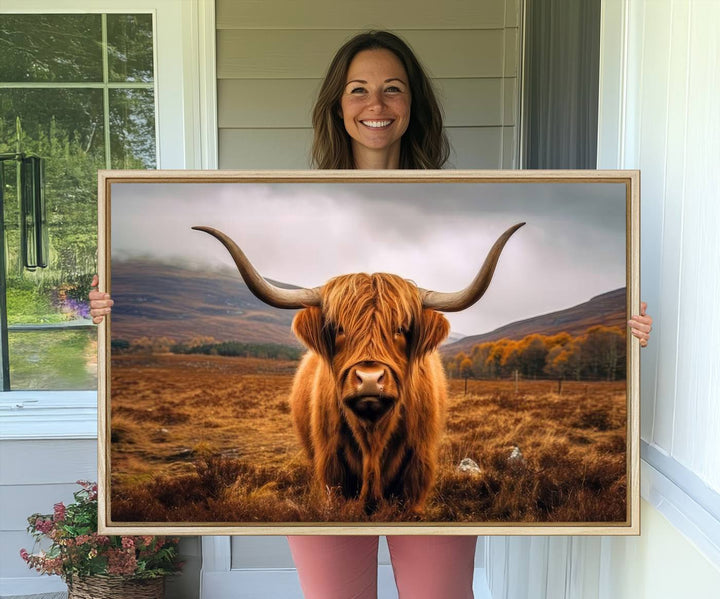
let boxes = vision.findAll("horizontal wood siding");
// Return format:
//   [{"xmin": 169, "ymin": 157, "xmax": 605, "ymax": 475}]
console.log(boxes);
[
  {"xmin": 219, "ymin": 78, "xmax": 517, "ymax": 128},
  {"xmin": 216, "ymin": 0, "xmax": 521, "ymax": 170},
  {"xmin": 0, "ymin": 439, "xmax": 96, "ymax": 580},
  {"xmin": 218, "ymin": 30, "xmax": 513, "ymax": 79},
  {"xmin": 217, "ymin": 0, "xmax": 517, "ymax": 30}
]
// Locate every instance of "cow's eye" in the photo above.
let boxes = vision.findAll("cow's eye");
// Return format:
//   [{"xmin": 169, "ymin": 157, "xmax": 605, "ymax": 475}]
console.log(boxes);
[
  {"xmin": 336, "ymin": 325, "xmax": 345, "ymax": 336},
  {"xmin": 395, "ymin": 326, "xmax": 406, "ymax": 336}
]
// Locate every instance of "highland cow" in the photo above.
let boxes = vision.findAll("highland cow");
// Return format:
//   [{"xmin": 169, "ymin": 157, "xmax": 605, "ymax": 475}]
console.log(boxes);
[{"xmin": 193, "ymin": 223, "xmax": 523, "ymax": 513}]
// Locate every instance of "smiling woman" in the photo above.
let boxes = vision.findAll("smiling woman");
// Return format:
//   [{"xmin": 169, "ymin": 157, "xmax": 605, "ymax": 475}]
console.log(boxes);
[
  {"xmin": 311, "ymin": 30, "xmax": 449, "ymax": 170},
  {"xmin": 340, "ymin": 49, "xmax": 412, "ymax": 168}
]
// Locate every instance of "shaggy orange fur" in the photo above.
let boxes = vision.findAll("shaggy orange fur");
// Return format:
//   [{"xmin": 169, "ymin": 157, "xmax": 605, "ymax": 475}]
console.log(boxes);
[{"xmin": 289, "ymin": 273, "xmax": 450, "ymax": 512}]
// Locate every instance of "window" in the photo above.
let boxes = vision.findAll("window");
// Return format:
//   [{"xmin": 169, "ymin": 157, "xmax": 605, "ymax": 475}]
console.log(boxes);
[{"xmin": 0, "ymin": 13, "xmax": 156, "ymax": 390}]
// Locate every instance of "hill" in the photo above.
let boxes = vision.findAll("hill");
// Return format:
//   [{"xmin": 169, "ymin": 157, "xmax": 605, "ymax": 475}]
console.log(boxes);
[
  {"xmin": 111, "ymin": 260, "xmax": 626, "ymax": 354},
  {"xmin": 441, "ymin": 288, "xmax": 626, "ymax": 356},
  {"xmin": 111, "ymin": 259, "xmax": 300, "ymax": 346}
]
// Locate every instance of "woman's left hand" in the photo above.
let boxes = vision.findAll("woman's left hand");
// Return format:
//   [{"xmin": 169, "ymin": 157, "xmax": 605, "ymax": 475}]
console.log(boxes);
[{"xmin": 628, "ymin": 301, "xmax": 653, "ymax": 348}]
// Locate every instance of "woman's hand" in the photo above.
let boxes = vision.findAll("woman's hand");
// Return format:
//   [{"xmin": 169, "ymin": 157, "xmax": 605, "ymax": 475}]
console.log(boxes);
[
  {"xmin": 628, "ymin": 301, "xmax": 652, "ymax": 348},
  {"xmin": 89, "ymin": 274, "xmax": 113, "ymax": 324}
]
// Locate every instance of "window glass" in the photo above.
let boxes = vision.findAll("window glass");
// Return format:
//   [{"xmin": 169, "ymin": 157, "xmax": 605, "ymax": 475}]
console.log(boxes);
[
  {"xmin": 0, "ymin": 14, "xmax": 103, "ymax": 82},
  {"xmin": 0, "ymin": 13, "xmax": 156, "ymax": 390},
  {"xmin": 107, "ymin": 14, "xmax": 154, "ymax": 83},
  {"xmin": 109, "ymin": 89, "xmax": 156, "ymax": 169}
]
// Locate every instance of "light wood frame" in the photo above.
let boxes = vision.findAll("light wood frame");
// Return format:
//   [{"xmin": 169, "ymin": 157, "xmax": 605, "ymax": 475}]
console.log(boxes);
[{"xmin": 98, "ymin": 169, "xmax": 640, "ymax": 535}]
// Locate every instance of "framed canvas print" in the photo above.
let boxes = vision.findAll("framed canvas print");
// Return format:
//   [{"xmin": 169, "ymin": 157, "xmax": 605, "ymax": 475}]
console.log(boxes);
[{"xmin": 97, "ymin": 170, "xmax": 640, "ymax": 535}]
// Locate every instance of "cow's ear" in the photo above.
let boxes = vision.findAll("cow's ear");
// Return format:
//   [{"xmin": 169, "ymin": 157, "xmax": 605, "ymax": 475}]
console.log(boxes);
[
  {"xmin": 412, "ymin": 309, "xmax": 450, "ymax": 358},
  {"xmin": 292, "ymin": 307, "xmax": 333, "ymax": 361}
]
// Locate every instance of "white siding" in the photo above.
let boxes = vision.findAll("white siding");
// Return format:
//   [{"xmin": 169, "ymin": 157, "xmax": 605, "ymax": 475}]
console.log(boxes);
[
  {"xmin": 216, "ymin": 0, "xmax": 522, "ymax": 170},
  {"xmin": 0, "ymin": 439, "xmax": 96, "ymax": 590}
]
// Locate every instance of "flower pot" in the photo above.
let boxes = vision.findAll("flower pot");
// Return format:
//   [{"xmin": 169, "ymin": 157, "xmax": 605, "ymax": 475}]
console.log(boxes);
[{"xmin": 67, "ymin": 575, "xmax": 164, "ymax": 599}]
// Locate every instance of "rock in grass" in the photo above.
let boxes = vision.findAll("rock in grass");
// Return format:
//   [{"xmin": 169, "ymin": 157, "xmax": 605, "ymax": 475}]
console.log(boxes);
[
  {"xmin": 457, "ymin": 458, "xmax": 482, "ymax": 475},
  {"xmin": 507, "ymin": 445, "xmax": 525, "ymax": 467}
]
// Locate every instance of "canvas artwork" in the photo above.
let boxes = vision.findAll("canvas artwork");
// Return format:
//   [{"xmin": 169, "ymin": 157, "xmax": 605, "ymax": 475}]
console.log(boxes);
[{"xmin": 98, "ymin": 170, "xmax": 639, "ymax": 535}]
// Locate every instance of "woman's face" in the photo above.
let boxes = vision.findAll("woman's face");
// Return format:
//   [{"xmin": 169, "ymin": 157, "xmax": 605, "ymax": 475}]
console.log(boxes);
[{"xmin": 340, "ymin": 49, "xmax": 411, "ymax": 166}]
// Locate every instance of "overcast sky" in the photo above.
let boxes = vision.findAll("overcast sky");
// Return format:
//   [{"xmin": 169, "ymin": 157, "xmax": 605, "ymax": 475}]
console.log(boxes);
[{"xmin": 111, "ymin": 181, "xmax": 627, "ymax": 336}]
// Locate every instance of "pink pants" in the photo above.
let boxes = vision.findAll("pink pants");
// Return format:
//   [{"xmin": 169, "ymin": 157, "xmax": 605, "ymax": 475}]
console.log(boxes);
[{"xmin": 287, "ymin": 535, "xmax": 477, "ymax": 599}]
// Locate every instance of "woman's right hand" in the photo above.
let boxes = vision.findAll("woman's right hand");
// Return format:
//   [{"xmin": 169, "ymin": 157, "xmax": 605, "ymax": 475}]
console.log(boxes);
[{"xmin": 89, "ymin": 274, "xmax": 113, "ymax": 324}]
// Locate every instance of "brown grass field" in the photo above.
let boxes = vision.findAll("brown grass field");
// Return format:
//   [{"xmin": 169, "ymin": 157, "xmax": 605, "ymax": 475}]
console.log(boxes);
[{"xmin": 109, "ymin": 354, "xmax": 627, "ymax": 525}]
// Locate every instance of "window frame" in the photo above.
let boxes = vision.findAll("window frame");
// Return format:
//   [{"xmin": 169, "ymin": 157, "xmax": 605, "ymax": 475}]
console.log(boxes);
[{"xmin": 0, "ymin": 0, "xmax": 217, "ymax": 440}]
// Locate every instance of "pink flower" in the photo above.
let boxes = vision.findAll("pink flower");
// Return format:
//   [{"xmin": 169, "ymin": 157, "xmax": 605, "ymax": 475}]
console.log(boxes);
[
  {"xmin": 75, "ymin": 534, "xmax": 91, "ymax": 545},
  {"xmin": 43, "ymin": 556, "xmax": 64, "ymax": 576},
  {"xmin": 19, "ymin": 548, "xmax": 29, "ymax": 562},
  {"xmin": 34, "ymin": 518, "xmax": 54, "ymax": 534},
  {"xmin": 107, "ymin": 548, "xmax": 137, "ymax": 576},
  {"xmin": 121, "ymin": 537, "xmax": 135, "ymax": 549},
  {"xmin": 53, "ymin": 502, "xmax": 66, "ymax": 522}
]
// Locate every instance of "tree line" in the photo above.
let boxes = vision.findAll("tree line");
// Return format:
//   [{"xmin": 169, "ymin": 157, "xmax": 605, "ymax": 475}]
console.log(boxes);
[
  {"xmin": 444, "ymin": 325, "xmax": 626, "ymax": 382},
  {"xmin": 111, "ymin": 336, "xmax": 303, "ymax": 361}
]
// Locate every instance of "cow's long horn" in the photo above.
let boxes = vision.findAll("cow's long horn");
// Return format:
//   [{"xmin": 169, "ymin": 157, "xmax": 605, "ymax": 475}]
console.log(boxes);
[
  {"xmin": 192, "ymin": 226, "xmax": 322, "ymax": 309},
  {"xmin": 421, "ymin": 222, "xmax": 525, "ymax": 312}
]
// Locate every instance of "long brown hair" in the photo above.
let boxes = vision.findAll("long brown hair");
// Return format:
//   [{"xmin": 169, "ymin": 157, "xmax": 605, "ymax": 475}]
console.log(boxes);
[{"xmin": 311, "ymin": 31, "xmax": 449, "ymax": 170}]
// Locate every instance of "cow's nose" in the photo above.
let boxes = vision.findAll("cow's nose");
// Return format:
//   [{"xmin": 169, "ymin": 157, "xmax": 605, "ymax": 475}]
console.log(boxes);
[{"xmin": 355, "ymin": 366, "xmax": 385, "ymax": 395}]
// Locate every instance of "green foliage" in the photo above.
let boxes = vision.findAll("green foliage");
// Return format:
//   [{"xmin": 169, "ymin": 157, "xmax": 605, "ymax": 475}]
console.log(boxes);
[
  {"xmin": 20, "ymin": 481, "xmax": 182, "ymax": 583},
  {"xmin": 5, "ymin": 285, "xmax": 63, "ymax": 325},
  {"xmin": 9, "ymin": 329, "xmax": 97, "ymax": 390},
  {"xmin": 111, "ymin": 338, "xmax": 131, "ymax": 352},
  {"xmin": 169, "ymin": 340, "xmax": 303, "ymax": 361}
]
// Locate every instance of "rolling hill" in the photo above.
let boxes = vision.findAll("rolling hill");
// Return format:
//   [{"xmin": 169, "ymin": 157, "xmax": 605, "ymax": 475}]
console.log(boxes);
[
  {"xmin": 111, "ymin": 259, "xmax": 300, "ymax": 346},
  {"xmin": 111, "ymin": 260, "xmax": 626, "ymax": 354},
  {"xmin": 441, "ymin": 288, "xmax": 626, "ymax": 356}
]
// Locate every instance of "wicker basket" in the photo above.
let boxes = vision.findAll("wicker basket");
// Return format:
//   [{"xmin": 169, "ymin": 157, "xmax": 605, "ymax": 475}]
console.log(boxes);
[{"xmin": 67, "ymin": 575, "xmax": 164, "ymax": 599}]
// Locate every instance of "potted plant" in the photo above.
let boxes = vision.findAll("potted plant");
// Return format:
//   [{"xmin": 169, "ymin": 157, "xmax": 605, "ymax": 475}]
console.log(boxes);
[{"xmin": 20, "ymin": 480, "xmax": 182, "ymax": 599}]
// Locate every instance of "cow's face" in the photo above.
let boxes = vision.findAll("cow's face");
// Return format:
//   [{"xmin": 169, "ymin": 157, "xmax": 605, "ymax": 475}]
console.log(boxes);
[{"xmin": 292, "ymin": 273, "xmax": 449, "ymax": 423}]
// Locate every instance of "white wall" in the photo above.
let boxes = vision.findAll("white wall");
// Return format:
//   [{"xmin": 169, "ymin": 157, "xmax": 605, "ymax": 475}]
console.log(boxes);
[
  {"xmin": 486, "ymin": 0, "xmax": 720, "ymax": 596},
  {"xmin": 599, "ymin": 501, "xmax": 720, "ymax": 599}
]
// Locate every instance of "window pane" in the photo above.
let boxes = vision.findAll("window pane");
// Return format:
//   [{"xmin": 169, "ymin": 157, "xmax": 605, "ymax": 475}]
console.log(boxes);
[
  {"xmin": 0, "ymin": 13, "xmax": 157, "ymax": 391},
  {"xmin": 0, "ymin": 89, "xmax": 106, "ymax": 162},
  {"xmin": 1, "ymin": 89, "xmax": 102, "ymax": 390},
  {"xmin": 0, "ymin": 14, "xmax": 103, "ymax": 82},
  {"xmin": 8, "ymin": 329, "xmax": 97, "ymax": 390},
  {"xmin": 107, "ymin": 14, "xmax": 154, "ymax": 83},
  {"xmin": 110, "ymin": 89, "xmax": 157, "ymax": 168},
  {"xmin": 1, "ymin": 88, "xmax": 104, "ymax": 282}
]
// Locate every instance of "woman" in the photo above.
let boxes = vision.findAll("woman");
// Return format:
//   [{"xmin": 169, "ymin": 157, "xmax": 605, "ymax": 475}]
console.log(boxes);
[{"xmin": 90, "ymin": 31, "xmax": 653, "ymax": 598}]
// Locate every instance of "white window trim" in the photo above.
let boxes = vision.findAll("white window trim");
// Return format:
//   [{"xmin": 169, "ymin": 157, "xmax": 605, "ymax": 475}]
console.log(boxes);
[
  {"xmin": 0, "ymin": 0, "xmax": 217, "ymax": 439},
  {"xmin": 642, "ymin": 445, "xmax": 720, "ymax": 567},
  {"xmin": 0, "ymin": 391, "xmax": 96, "ymax": 439}
]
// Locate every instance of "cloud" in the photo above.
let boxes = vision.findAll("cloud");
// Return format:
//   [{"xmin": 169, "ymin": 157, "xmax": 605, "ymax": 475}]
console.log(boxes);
[{"xmin": 110, "ymin": 180, "xmax": 627, "ymax": 335}]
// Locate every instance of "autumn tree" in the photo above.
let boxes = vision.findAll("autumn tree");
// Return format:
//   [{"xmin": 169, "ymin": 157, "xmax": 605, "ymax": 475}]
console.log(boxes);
[
  {"xmin": 581, "ymin": 325, "xmax": 625, "ymax": 380},
  {"xmin": 519, "ymin": 334, "xmax": 549, "ymax": 378}
]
